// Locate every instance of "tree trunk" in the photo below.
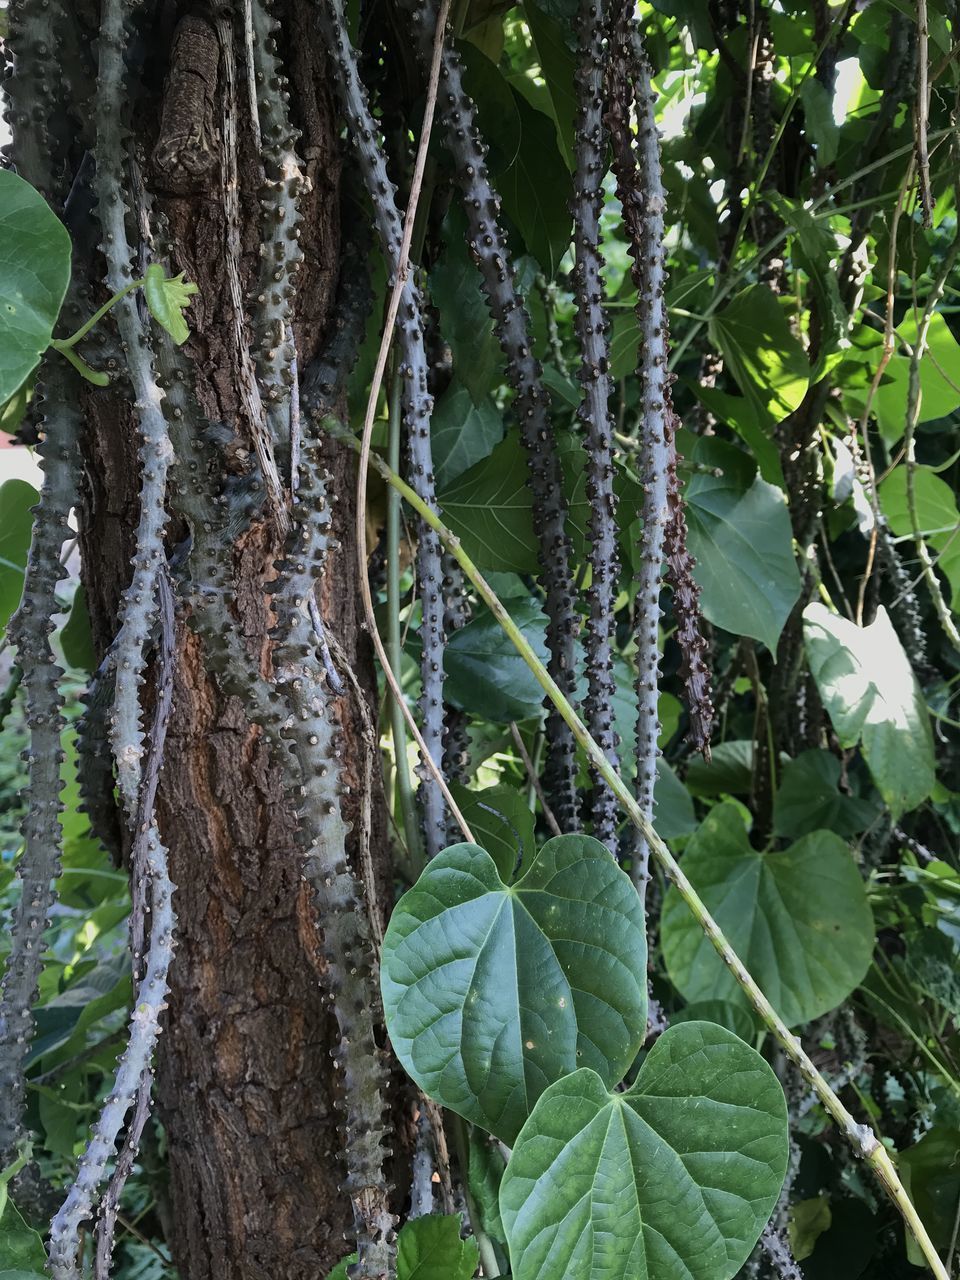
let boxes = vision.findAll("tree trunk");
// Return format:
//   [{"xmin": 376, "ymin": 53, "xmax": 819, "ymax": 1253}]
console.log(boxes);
[{"xmin": 74, "ymin": 5, "xmax": 388, "ymax": 1275}]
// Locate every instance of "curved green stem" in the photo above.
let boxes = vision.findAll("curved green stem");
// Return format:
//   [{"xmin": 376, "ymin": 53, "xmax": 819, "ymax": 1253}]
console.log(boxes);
[
  {"xmin": 328, "ymin": 420, "xmax": 950, "ymax": 1280},
  {"xmin": 51, "ymin": 277, "xmax": 143, "ymax": 349},
  {"xmin": 50, "ymin": 342, "xmax": 110, "ymax": 386}
]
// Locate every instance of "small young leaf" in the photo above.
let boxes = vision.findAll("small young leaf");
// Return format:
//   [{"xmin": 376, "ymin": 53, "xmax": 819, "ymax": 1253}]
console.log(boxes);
[
  {"xmin": 0, "ymin": 169, "xmax": 72, "ymax": 403},
  {"xmin": 499, "ymin": 1022, "xmax": 788, "ymax": 1280},
  {"xmin": 661, "ymin": 803, "xmax": 875, "ymax": 1026},
  {"xmin": 381, "ymin": 837, "xmax": 647, "ymax": 1143},
  {"xmin": 143, "ymin": 263, "xmax": 198, "ymax": 345}
]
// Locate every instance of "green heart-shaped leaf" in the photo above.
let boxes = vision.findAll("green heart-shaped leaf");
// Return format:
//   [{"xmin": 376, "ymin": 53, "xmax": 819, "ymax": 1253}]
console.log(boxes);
[
  {"xmin": 0, "ymin": 169, "xmax": 71, "ymax": 403},
  {"xmin": 661, "ymin": 803, "xmax": 875, "ymax": 1027},
  {"xmin": 499, "ymin": 1022, "xmax": 788, "ymax": 1280},
  {"xmin": 381, "ymin": 836, "xmax": 647, "ymax": 1143}
]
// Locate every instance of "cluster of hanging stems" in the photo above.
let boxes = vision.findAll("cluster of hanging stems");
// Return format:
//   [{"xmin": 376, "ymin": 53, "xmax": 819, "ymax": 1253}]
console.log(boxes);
[{"xmin": 0, "ymin": 0, "xmax": 951, "ymax": 1277}]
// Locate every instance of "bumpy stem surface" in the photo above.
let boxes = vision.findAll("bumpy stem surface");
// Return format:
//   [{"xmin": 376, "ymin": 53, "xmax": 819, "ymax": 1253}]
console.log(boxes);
[
  {"xmin": 573, "ymin": 0, "xmax": 620, "ymax": 851},
  {"xmin": 316, "ymin": 0, "xmax": 448, "ymax": 857},
  {"xmin": 0, "ymin": 363, "xmax": 78, "ymax": 1166},
  {"xmin": 401, "ymin": 0, "xmax": 582, "ymax": 830}
]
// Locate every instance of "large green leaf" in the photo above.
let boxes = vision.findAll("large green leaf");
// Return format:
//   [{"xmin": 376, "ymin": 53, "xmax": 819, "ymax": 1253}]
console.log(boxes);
[
  {"xmin": 431, "ymin": 379, "xmax": 503, "ymax": 488},
  {"xmin": 0, "ymin": 169, "xmax": 71, "ymax": 403},
  {"xmin": 0, "ymin": 479, "xmax": 38, "ymax": 635},
  {"xmin": 803, "ymin": 603, "xmax": 935, "ymax": 817},
  {"xmin": 381, "ymin": 837, "xmax": 647, "ymax": 1143},
  {"xmin": 439, "ymin": 433, "xmax": 536, "ymax": 573},
  {"xmin": 773, "ymin": 750, "xmax": 877, "ymax": 839},
  {"xmin": 443, "ymin": 599, "xmax": 549, "ymax": 723},
  {"xmin": 708, "ymin": 284, "xmax": 809, "ymax": 426},
  {"xmin": 661, "ymin": 803, "xmax": 875, "ymax": 1027},
  {"xmin": 449, "ymin": 782, "xmax": 536, "ymax": 883},
  {"xmin": 431, "ymin": 212, "xmax": 502, "ymax": 404},
  {"xmin": 685, "ymin": 450, "xmax": 802, "ymax": 651},
  {"xmin": 522, "ymin": 3, "xmax": 576, "ymax": 168},
  {"xmin": 397, "ymin": 1214, "xmax": 480, "ymax": 1280},
  {"xmin": 499, "ymin": 1022, "xmax": 788, "ymax": 1280},
  {"xmin": 497, "ymin": 91, "xmax": 573, "ymax": 277}
]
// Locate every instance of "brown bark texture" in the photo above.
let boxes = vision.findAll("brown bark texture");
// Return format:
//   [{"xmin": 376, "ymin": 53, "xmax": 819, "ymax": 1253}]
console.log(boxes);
[{"xmin": 74, "ymin": 4, "xmax": 390, "ymax": 1275}]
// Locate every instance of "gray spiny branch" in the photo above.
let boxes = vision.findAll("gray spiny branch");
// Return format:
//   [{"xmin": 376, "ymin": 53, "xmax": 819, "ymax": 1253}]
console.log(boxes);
[
  {"xmin": 401, "ymin": 0, "xmax": 582, "ymax": 831},
  {"xmin": 316, "ymin": 0, "xmax": 448, "ymax": 859},
  {"xmin": 0, "ymin": 361, "xmax": 78, "ymax": 1167},
  {"xmin": 49, "ymin": 807, "xmax": 176, "ymax": 1279},
  {"xmin": 610, "ymin": 17, "xmax": 713, "ymax": 790},
  {"xmin": 272, "ymin": 442, "xmax": 396, "ymax": 1277},
  {"xmin": 93, "ymin": 0, "xmax": 174, "ymax": 820},
  {"xmin": 573, "ymin": 0, "xmax": 620, "ymax": 852},
  {"xmin": 0, "ymin": 0, "xmax": 83, "ymax": 1167},
  {"xmin": 2, "ymin": 0, "xmax": 71, "ymax": 202},
  {"xmin": 49, "ymin": 562, "xmax": 176, "ymax": 1280},
  {"xmin": 216, "ymin": 13, "xmax": 288, "ymax": 531},
  {"xmin": 92, "ymin": 568, "xmax": 175, "ymax": 1280},
  {"xmin": 606, "ymin": 14, "xmax": 670, "ymax": 895},
  {"xmin": 249, "ymin": 0, "xmax": 307, "ymax": 462}
]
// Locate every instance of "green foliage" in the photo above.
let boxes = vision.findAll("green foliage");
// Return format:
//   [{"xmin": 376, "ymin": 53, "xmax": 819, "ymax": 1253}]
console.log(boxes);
[
  {"xmin": 661, "ymin": 803, "xmax": 875, "ymax": 1027},
  {"xmin": 0, "ymin": 169, "xmax": 71, "ymax": 403},
  {"xmin": 142, "ymin": 264, "xmax": 198, "ymax": 347},
  {"xmin": 6, "ymin": 1, "xmax": 960, "ymax": 1275},
  {"xmin": 380, "ymin": 837, "xmax": 647, "ymax": 1143},
  {"xmin": 684, "ymin": 443, "xmax": 802, "ymax": 650},
  {"xmin": 499, "ymin": 1023, "xmax": 788, "ymax": 1280},
  {"xmin": 326, "ymin": 1215, "xmax": 479, "ymax": 1280},
  {"xmin": 804, "ymin": 604, "xmax": 936, "ymax": 817}
]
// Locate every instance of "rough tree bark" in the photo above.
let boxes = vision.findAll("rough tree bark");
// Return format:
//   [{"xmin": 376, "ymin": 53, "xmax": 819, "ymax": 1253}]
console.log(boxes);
[{"xmin": 73, "ymin": 4, "xmax": 390, "ymax": 1276}]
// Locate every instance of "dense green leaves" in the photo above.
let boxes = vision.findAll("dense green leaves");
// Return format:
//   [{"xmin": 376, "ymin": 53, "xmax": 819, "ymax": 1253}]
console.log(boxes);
[
  {"xmin": 773, "ymin": 750, "xmax": 877, "ymax": 839},
  {"xmin": 708, "ymin": 285, "xmax": 809, "ymax": 425},
  {"xmin": 685, "ymin": 447, "xmax": 802, "ymax": 650},
  {"xmin": 662, "ymin": 803, "xmax": 875, "ymax": 1026},
  {"xmin": 0, "ymin": 169, "xmax": 71, "ymax": 403},
  {"xmin": 430, "ymin": 379, "xmax": 503, "ymax": 488},
  {"xmin": 804, "ymin": 604, "xmax": 936, "ymax": 817},
  {"xmin": 381, "ymin": 837, "xmax": 647, "ymax": 1142},
  {"xmin": 499, "ymin": 1022, "xmax": 788, "ymax": 1280},
  {"xmin": 443, "ymin": 599, "xmax": 550, "ymax": 723}
]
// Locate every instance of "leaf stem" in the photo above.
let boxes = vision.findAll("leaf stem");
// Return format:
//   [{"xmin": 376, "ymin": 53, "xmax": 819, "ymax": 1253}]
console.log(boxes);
[
  {"xmin": 329, "ymin": 420, "xmax": 949, "ymax": 1280},
  {"xmin": 50, "ymin": 277, "xmax": 143, "ymax": 349}
]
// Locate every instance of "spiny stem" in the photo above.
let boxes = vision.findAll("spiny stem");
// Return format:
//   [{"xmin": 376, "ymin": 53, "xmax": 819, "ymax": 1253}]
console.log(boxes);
[
  {"xmin": 606, "ymin": 14, "xmax": 670, "ymax": 893},
  {"xmin": 215, "ymin": 13, "xmax": 288, "ymax": 533},
  {"xmin": 329, "ymin": 420, "xmax": 949, "ymax": 1280},
  {"xmin": 403, "ymin": 0, "xmax": 582, "ymax": 830},
  {"xmin": 248, "ymin": 0, "xmax": 306, "ymax": 463},
  {"xmin": 316, "ymin": 0, "xmax": 449, "ymax": 857},
  {"xmin": 573, "ymin": 0, "xmax": 620, "ymax": 852},
  {"xmin": 0, "ymin": 360, "xmax": 78, "ymax": 1167},
  {"xmin": 272, "ymin": 445, "xmax": 395, "ymax": 1278},
  {"xmin": 91, "ymin": 568, "xmax": 175, "ymax": 1279},
  {"xmin": 316, "ymin": 0, "xmax": 469, "ymax": 857},
  {"xmin": 93, "ymin": 0, "xmax": 174, "ymax": 819}
]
